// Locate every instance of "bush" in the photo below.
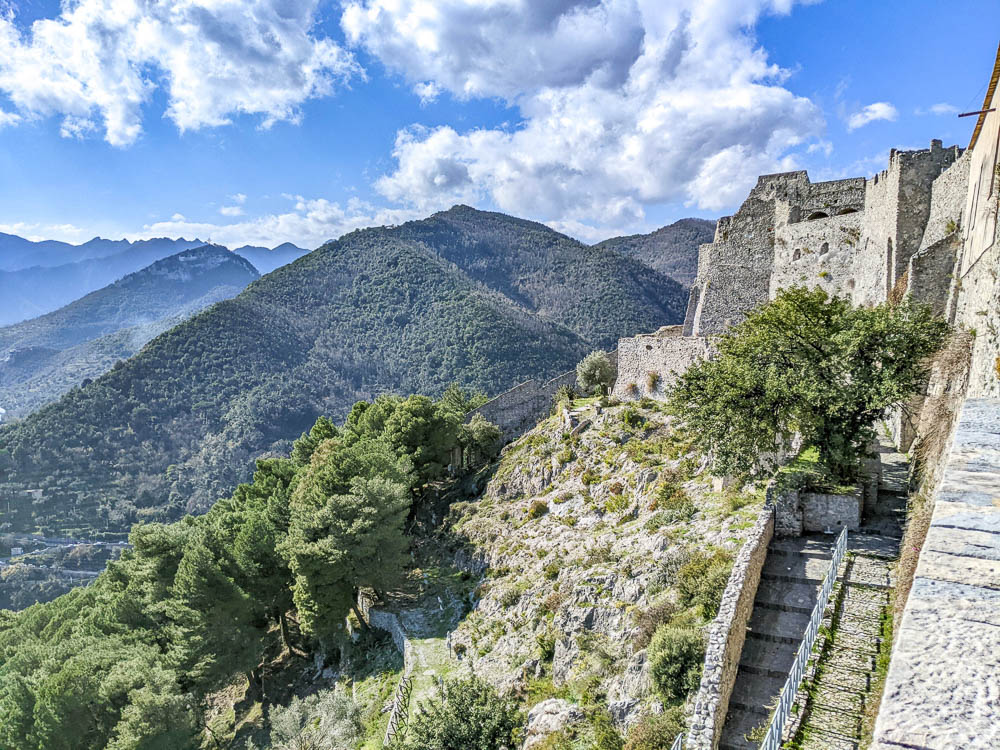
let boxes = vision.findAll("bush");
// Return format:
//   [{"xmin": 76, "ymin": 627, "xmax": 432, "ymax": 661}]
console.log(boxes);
[
  {"xmin": 268, "ymin": 690, "xmax": 361, "ymax": 750},
  {"xmin": 648, "ymin": 624, "xmax": 705, "ymax": 703},
  {"xmin": 624, "ymin": 707, "xmax": 686, "ymax": 750},
  {"xmin": 404, "ymin": 675, "xmax": 523, "ymax": 750},
  {"xmin": 645, "ymin": 371, "xmax": 661, "ymax": 392},
  {"xmin": 633, "ymin": 598, "xmax": 678, "ymax": 650},
  {"xmin": 620, "ymin": 406, "xmax": 644, "ymax": 428},
  {"xmin": 577, "ymin": 351, "xmax": 615, "ymax": 396},
  {"xmin": 543, "ymin": 561, "xmax": 561, "ymax": 580},
  {"xmin": 676, "ymin": 549, "xmax": 733, "ymax": 619},
  {"xmin": 553, "ymin": 385, "xmax": 577, "ymax": 408},
  {"xmin": 528, "ymin": 500, "xmax": 549, "ymax": 519},
  {"xmin": 653, "ymin": 475, "xmax": 695, "ymax": 521}
]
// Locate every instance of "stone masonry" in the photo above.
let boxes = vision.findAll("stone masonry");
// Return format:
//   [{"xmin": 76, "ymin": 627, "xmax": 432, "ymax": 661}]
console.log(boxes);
[{"xmin": 686, "ymin": 506, "xmax": 774, "ymax": 750}]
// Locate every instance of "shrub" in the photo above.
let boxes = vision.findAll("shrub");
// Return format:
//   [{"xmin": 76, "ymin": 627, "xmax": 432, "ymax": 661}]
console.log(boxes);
[
  {"xmin": 620, "ymin": 406, "xmax": 644, "ymax": 428},
  {"xmin": 603, "ymin": 493, "xmax": 629, "ymax": 514},
  {"xmin": 676, "ymin": 549, "xmax": 733, "ymax": 619},
  {"xmin": 553, "ymin": 384, "xmax": 577, "ymax": 408},
  {"xmin": 577, "ymin": 350, "xmax": 615, "ymax": 396},
  {"xmin": 633, "ymin": 598, "xmax": 678, "ymax": 650},
  {"xmin": 556, "ymin": 447, "xmax": 576, "ymax": 464},
  {"xmin": 268, "ymin": 690, "xmax": 362, "ymax": 750},
  {"xmin": 499, "ymin": 585, "xmax": 523, "ymax": 608},
  {"xmin": 645, "ymin": 371, "xmax": 661, "ymax": 392},
  {"xmin": 653, "ymin": 475, "xmax": 695, "ymax": 521},
  {"xmin": 537, "ymin": 629, "xmax": 556, "ymax": 661},
  {"xmin": 553, "ymin": 492, "xmax": 572, "ymax": 504},
  {"xmin": 543, "ymin": 561, "xmax": 561, "ymax": 580},
  {"xmin": 542, "ymin": 590, "xmax": 567, "ymax": 613},
  {"xmin": 581, "ymin": 468, "xmax": 600, "ymax": 485},
  {"xmin": 528, "ymin": 500, "xmax": 549, "ymax": 519},
  {"xmin": 647, "ymin": 624, "xmax": 705, "ymax": 703},
  {"xmin": 404, "ymin": 675, "xmax": 523, "ymax": 750},
  {"xmin": 624, "ymin": 707, "xmax": 686, "ymax": 750}
]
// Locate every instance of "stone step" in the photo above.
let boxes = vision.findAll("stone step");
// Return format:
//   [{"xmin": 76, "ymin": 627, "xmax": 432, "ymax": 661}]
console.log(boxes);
[
  {"xmin": 747, "ymin": 606, "xmax": 811, "ymax": 642},
  {"xmin": 762, "ymin": 552, "xmax": 836, "ymax": 583},
  {"xmin": 801, "ymin": 703, "xmax": 862, "ymax": 737},
  {"xmin": 738, "ymin": 637, "xmax": 800, "ymax": 678},
  {"xmin": 768, "ymin": 536, "xmax": 837, "ymax": 559},
  {"xmin": 726, "ymin": 670, "xmax": 786, "ymax": 714},
  {"xmin": 719, "ymin": 705, "xmax": 770, "ymax": 750},
  {"xmin": 752, "ymin": 580, "xmax": 825, "ymax": 614}
]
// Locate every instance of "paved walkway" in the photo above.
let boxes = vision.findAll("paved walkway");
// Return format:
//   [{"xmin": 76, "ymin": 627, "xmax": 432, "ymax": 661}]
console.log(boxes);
[{"xmin": 872, "ymin": 399, "xmax": 1000, "ymax": 750}]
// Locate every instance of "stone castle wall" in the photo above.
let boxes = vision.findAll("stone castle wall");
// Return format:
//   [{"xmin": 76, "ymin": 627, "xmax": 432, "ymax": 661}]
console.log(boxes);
[{"xmin": 611, "ymin": 326, "xmax": 709, "ymax": 401}]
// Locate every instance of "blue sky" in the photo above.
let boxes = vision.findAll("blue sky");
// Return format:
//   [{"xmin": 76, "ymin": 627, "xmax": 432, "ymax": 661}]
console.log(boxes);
[{"xmin": 0, "ymin": 0, "xmax": 996, "ymax": 249}]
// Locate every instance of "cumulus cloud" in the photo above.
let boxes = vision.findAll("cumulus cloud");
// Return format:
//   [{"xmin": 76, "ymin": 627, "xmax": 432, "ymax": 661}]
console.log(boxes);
[
  {"xmin": 0, "ymin": 109, "xmax": 20, "ymax": 128},
  {"xmin": 0, "ymin": 0, "xmax": 359, "ymax": 146},
  {"xmin": 344, "ymin": 0, "xmax": 825, "ymax": 230},
  {"xmin": 219, "ymin": 205, "xmax": 245, "ymax": 217},
  {"xmin": 134, "ymin": 197, "xmax": 423, "ymax": 250},
  {"xmin": 846, "ymin": 101, "xmax": 898, "ymax": 131}
]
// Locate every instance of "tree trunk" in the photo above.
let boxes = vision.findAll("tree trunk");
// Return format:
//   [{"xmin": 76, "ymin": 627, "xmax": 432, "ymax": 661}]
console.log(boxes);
[
  {"xmin": 279, "ymin": 610, "xmax": 291, "ymax": 652},
  {"xmin": 351, "ymin": 603, "xmax": 369, "ymax": 632}
]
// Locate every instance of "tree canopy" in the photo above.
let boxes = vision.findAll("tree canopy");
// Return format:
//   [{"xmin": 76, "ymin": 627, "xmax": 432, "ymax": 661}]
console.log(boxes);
[{"xmin": 667, "ymin": 287, "xmax": 948, "ymax": 481}]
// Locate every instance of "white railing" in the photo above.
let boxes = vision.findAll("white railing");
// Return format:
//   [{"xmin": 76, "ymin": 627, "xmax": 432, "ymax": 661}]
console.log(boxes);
[
  {"xmin": 757, "ymin": 528, "xmax": 848, "ymax": 750},
  {"xmin": 670, "ymin": 732, "xmax": 684, "ymax": 750}
]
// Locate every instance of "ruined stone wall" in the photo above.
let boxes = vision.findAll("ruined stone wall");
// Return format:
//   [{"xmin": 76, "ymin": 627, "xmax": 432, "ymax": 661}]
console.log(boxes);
[
  {"xmin": 771, "ymin": 212, "xmax": 862, "ymax": 299},
  {"xmin": 687, "ymin": 506, "xmax": 774, "ymax": 750},
  {"xmin": 467, "ymin": 352, "xmax": 618, "ymax": 442},
  {"xmin": 611, "ymin": 326, "xmax": 709, "ymax": 401}
]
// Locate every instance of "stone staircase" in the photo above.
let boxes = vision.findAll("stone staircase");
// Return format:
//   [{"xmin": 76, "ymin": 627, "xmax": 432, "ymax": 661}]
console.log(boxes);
[
  {"xmin": 717, "ymin": 441, "xmax": 907, "ymax": 750},
  {"xmin": 788, "ymin": 443, "xmax": 905, "ymax": 750},
  {"xmin": 718, "ymin": 535, "xmax": 838, "ymax": 750}
]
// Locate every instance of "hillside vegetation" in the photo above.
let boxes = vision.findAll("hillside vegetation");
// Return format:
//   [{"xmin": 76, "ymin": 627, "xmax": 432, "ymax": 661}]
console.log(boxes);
[
  {"xmin": 0, "ymin": 206, "xmax": 688, "ymax": 537},
  {"xmin": 0, "ymin": 246, "xmax": 259, "ymax": 419},
  {"xmin": 594, "ymin": 218, "xmax": 715, "ymax": 288}
]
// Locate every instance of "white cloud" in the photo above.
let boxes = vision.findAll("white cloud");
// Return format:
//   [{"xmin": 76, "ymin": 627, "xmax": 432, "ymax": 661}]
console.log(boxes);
[
  {"xmin": 0, "ymin": 109, "xmax": 20, "ymax": 128},
  {"xmin": 230, "ymin": 193, "xmax": 248, "ymax": 205},
  {"xmin": 807, "ymin": 139, "xmax": 833, "ymax": 157},
  {"xmin": 413, "ymin": 81, "xmax": 442, "ymax": 105},
  {"xmin": 846, "ymin": 101, "xmax": 898, "ymax": 131},
  {"xmin": 219, "ymin": 205, "xmax": 245, "ymax": 217},
  {"xmin": 344, "ymin": 0, "xmax": 825, "ymax": 231},
  {"xmin": 0, "ymin": 0, "xmax": 359, "ymax": 147},
  {"xmin": 0, "ymin": 221, "xmax": 89, "ymax": 243},
  {"xmin": 918, "ymin": 102, "xmax": 958, "ymax": 116},
  {"xmin": 132, "ymin": 196, "xmax": 424, "ymax": 250}
]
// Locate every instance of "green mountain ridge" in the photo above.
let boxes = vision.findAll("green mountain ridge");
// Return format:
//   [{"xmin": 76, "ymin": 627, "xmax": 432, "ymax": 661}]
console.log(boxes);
[
  {"xmin": 0, "ymin": 206, "xmax": 690, "ymax": 537},
  {"xmin": 0, "ymin": 246, "xmax": 260, "ymax": 420}
]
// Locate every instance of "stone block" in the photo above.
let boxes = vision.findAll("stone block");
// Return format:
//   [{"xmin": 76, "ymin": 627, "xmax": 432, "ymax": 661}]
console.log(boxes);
[{"xmin": 801, "ymin": 489, "xmax": 861, "ymax": 532}]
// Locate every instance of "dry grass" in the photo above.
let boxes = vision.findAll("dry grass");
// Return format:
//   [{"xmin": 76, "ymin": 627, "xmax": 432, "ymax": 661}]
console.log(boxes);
[{"xmin": 888, "ymin": 270, "xmax": 909, "ymax": 305}]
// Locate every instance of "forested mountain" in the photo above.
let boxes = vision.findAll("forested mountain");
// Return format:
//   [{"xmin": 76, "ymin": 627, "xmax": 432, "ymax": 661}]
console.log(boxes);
[
  {"xmin": 0, "ymin": 246, "xmax": 259, "ymax": 419},
  {"xmin": 593, "ymin": 217, "xmax": 716, "ymax": 287},
  {"xmin": 0, "ymin": 236, "xmax": 307, "ymax": 325},
  {"xmin": 233, "ymin": 242, "xmax": 309, "ymax": 273},
  {"xmin": 0, "ymin": 206, "xmax": 687, "ymax": 538}
]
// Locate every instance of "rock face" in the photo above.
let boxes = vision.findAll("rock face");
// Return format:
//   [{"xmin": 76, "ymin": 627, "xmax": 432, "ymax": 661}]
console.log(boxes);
[
  {"xmin": 445, "ymin": 400, "xmax": 765, "ymax": 732},
  {"xmin": 522, "ymin": 699, "xmax": 586, "ymax": 748}
]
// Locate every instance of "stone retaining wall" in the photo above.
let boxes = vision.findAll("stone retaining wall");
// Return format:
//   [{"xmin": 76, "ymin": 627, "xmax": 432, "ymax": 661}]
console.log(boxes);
[
  {"xmin": 686, "ymin": 505, "xmax": 775, "ymax": 750},
  {"xmin": 611, "ymin": 327, "xmax": 709, "ymax": 401},
  {"xmin": 467, "ymin": 352, "xmax": 618, "ymax": 442}
]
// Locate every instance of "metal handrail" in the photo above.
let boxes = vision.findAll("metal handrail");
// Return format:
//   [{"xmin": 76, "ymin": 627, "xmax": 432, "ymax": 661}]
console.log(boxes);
[
  {"xmin": 757, "ymin": 528, "xmax": 847, "ymax": 750},
  {"xmin": 670, "ymin": 732, "xmax": 684, "ymax": 750}
]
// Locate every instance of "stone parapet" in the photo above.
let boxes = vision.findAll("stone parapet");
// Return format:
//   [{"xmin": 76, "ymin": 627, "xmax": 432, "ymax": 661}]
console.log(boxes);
[
  {"xmin": 872, "ymin": 398, "xmax": 1000, "ymax": 750},
  {"xmin": 686, "ymin": 505, "xmax": 775, "ymax": 750}
]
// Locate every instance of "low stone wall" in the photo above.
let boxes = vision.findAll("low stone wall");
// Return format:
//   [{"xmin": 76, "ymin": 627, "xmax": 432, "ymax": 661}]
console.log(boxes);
[
  {"xmin": 611, "ymin": 327, "xmax": 709, "ymax": 401},
  {"xmin": 357, "ymin": 600, "xmax": 416, "ymax": 747},
  {"xmin": 801, "ymin": 489, "xmax": 861, "ymax": 532},
  {"xmin": 467, "ymin": 351, "xmax": 618, "ymax": 442},
  {"xmin": 686, "ymin": 505, "xmax": 775, "ymax": 750}
]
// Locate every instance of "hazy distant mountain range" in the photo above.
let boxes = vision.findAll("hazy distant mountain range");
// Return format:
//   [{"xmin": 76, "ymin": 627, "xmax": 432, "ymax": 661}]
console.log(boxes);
[
  {"xmin": 0, "ymin": 234, "xmax": 307, "ymax": 325},
  {"xmin": 0, "ymin": 206, "xmax": 712, "ymax": 537},
  {"xmin": 0, "ymin": 245, "xmax": 260, "ymax": 420}
]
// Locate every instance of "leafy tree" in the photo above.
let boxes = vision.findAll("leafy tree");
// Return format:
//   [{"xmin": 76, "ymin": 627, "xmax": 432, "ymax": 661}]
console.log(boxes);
[
  {"xmin": 457, "ymin": 413, "xmax": 502, "ymax": 469},
  {"xmin": 647, "ymin": 624, "xmax": 705, "ymax": 704},
  {"xmin": 667, "ymin": 287, "xmax": 948, "ymax": 481},
  {"xmin": 577, "ymin": 350, "xmax": 615, "ymax": 395},
  {"xmin": 404, "ymin": 675, "xmax": 523, "ymax": 750}
]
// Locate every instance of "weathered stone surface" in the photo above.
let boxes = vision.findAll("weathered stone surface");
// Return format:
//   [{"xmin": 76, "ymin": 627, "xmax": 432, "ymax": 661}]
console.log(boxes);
[
  {"xmin": 872, "ymin": 399, "xmax": 1000, "ymax": 750},
  {"xmin": 612, "ymin": 326, "xmax": 709, "ymax": 401},
  {"xmin": 522, "ymin": 699, "xmax": 586, "ymax": 749},
  {"xmin": 801, "ymin": 489, "xmax": 862, "ymax": 533}
]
